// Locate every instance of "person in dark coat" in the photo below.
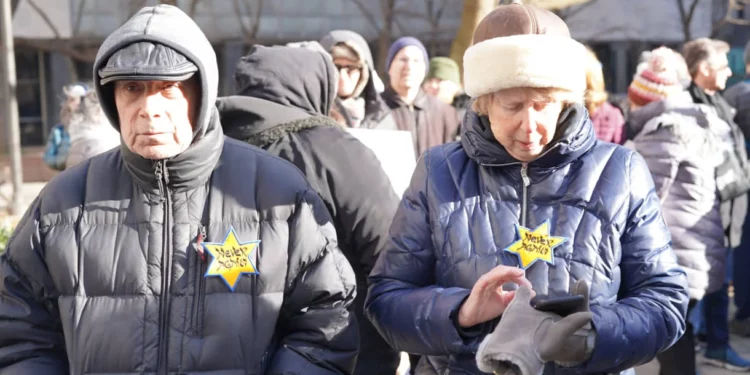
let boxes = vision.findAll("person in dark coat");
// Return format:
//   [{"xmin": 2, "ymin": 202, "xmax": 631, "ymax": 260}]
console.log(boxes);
[
  {"xmin": 365, "ymin": 3, "xmax": 688, "ymax": 375},
  {"xmin": 217, "ymin": 45, "xmax": 401, "ymax": 375},
  {"xmin": 0, "ymin": 5, "xmax": 358, "ymax": 374},
  {"xmin": 723, "ymin": 38, "xmax": 750, "ymax": 339},
  {"xmin": 320, "ymin": 30, "xmax": 397, "ymax": 131},
  {"xmin": 381, "ymin": 37, "xmax": 460, "ymax": 157},
  {"xmin": 683, "ymin": 38, "xmax": 750, "ymax": 371}
]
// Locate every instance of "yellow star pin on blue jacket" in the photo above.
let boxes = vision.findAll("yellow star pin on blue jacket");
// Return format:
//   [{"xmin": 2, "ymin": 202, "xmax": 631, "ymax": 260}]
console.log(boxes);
[
  {"xmin": 504, "ymin": 220, "xmax": 567, "ymax": 270},
  {"xmin": 203, "ymin": 226, "xmax": 260, "ymax": 291}
]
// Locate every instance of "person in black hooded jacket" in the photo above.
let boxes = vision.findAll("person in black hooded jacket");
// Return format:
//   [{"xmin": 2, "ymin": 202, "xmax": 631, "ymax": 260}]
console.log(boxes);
[{"xmin": 217, "ymin": 45, "xmax": 401, "ymax": 375}]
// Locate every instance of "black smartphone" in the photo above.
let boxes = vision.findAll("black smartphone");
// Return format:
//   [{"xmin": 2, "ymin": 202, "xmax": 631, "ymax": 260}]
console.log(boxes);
[{"xmin": 531, "ymin": 294, "xmax": 585, "ymax": 317}]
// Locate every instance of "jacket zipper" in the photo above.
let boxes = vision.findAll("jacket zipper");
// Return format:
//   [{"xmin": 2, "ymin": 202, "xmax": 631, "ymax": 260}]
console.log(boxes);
[
  {"xmin": 156, "ymin": 161, "xmax": 173, "ymax": 375},
  {"xmin": 520, "ymin": 163, "xmax": 530, "ymax": 226},
  {"xmin": 192, "ymin": 225, "xmax": 208, "ymax": 335}
]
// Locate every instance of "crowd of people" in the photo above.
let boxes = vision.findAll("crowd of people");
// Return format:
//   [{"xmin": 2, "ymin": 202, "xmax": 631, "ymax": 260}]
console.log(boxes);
[{"xmin": 3, "ymin": 1, "xmax": 750, "ymax": 375}]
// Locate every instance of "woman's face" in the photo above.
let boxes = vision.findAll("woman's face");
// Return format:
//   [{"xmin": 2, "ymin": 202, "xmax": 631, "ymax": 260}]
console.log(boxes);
[{"xmin": 487, "ymin": 88, "xmax": 564, "ymax": 162}]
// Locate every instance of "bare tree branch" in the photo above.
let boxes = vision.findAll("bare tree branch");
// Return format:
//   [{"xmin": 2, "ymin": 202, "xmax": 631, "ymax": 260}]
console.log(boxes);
[
  {"xmin": 233, "ymin": 0, "xmax": 264, "ymax": 42},
  {"xmin": 351, "ymin": 0, "xmax": 381, "ymax": 33},
  {"xmin": 26, "ymin": 0, "xmax": 61, "ymax": 38},
  {"xmin": 712, "ymin": 0, "xmax": 750, "ymax": 34},
  {"xmin": 15, "ymin": 39, "xmax": 97, "ymax": 63},
  {"xmin": 676, "ymin": 0, "xmax": 702, "ymax": 41},
  {"xmin": 189, "ymin": 0, "xmax": 201, "ymax": 18},
  {"xmin": 160, "ymin": 0, "xmax": 178, "ymax": 5},
  {"xmin": 73, "ymin": 0, "xmax": 87, "ymax": 35}
]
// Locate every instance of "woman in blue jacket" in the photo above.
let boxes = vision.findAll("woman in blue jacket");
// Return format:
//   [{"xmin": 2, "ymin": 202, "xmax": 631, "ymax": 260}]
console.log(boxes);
[{"xmin": 365, "ymin": 3, "xmax": 689, "ymax": 375}]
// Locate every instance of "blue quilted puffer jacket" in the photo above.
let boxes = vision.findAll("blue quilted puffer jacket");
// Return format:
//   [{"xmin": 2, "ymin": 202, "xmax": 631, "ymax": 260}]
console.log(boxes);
[{"xmin": 365, "ymin": 104, "xmax": 689, "ymax": 375}]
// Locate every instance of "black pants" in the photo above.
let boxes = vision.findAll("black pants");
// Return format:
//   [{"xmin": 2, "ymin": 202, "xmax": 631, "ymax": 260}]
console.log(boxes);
[{"xmin": 657, "ymin": 299, "xmax": 697, "ymax": 375}]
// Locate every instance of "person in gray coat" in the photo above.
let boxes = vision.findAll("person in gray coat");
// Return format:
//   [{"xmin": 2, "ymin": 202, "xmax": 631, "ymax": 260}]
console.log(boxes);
[
  {"xmin": 0, "ymin": 4, "xmax": 358, "ymax": 374},
  {"xmin": 628, "ymin": 46, "xmax": 737, "ymax": 375}
]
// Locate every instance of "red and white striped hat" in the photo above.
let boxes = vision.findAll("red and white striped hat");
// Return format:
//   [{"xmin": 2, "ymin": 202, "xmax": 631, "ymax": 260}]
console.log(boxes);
[{"xmin": 627, "ymin": 47, "xmax": 685, "ymax": 107}]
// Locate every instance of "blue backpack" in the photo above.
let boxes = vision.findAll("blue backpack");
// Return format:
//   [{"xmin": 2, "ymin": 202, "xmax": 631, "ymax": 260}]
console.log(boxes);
[{"xmin": 43, "ymin": 124, "xmax": 71, "ymax": 171}]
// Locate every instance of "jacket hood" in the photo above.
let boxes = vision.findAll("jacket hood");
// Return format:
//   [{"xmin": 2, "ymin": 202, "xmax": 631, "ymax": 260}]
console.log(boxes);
[
  {"xmin": 320, "ymin": 30, "xmax": 374, "ymax": 70},
  {"xmin": 460, "ymin": 103, "xmax": 596, "ymax": 168},
  {"xmin": 234, "ymin": 45, "xmax": 337, "ymax": 117},
  {"xmin": 217, "ymin": 95, "xmax": 311, "ymax": 141},
  {"xmin": 93, "ymin": 4, "xmax": 219, "ymax": 139},
  {"xmin": 627, "ymin": 91, "xmax": 708, "ymax": 138},
  {"xmin": 320, "ymin": 30, "xmax": 387, "ymax": 113},
  {"xmin": 92, "ymin": 4, "xmax": 222, "ymax": 193}
]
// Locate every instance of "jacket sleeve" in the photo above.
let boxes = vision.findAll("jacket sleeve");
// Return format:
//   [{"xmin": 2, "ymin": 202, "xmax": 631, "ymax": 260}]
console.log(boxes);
[
  {"xmin": 365, "ymin": 154, "xmax": 484, "ymax": 357},
  {"xmin": 632, "ymin": 127, "xmax": 685, "ymax": 201},
  {"xmin": 0, "ymin": 198, "xmax": 68, "ymax": 374},
  {"xmin": 267, "ymin": 188, "xmax": 359, "ymax": 375},
  {"xmin": 579, "ymin": 152, "xmax": 689, "ymax": 373},
  {"xmin": 326, "ymin": 135, "xmax": 399, "ymax": 276}
]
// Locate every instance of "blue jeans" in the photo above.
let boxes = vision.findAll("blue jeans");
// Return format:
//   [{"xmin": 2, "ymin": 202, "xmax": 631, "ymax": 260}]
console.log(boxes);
[
  {"xmin": 691, "ymin": 249, "xmax": 732, "ymax": 350},
  {"xmin": 736, "ymin": 220, "xmax": 750, "ymax": 320}
]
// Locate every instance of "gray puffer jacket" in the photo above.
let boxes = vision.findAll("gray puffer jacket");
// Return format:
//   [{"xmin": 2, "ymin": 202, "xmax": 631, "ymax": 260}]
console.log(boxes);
[
  {"xmin": 629, "ymin": 93, "xmax": 727, "ymax": 299},
  {"xmin": 0, "ymin": 5, "xmax": 357, "ymax": 375}
]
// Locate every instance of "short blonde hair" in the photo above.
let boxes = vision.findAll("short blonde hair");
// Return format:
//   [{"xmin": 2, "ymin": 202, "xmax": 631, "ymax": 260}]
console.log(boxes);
[
  {"xmin": 584, "ymin": 47, "xmax": 608, "ymax": 115},
  {"xmin": 682, "ymin": 38, "xmax": 730, "ymax": 78},
  {"xmin": 472, "ymin": 87, "xmax": 583, "ymax": 116}
]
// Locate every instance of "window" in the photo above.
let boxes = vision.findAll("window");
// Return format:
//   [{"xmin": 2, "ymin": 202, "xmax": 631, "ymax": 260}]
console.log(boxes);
[{"xmin": 14, "ymin": 47, "xmax": 46, "ymax": 146}]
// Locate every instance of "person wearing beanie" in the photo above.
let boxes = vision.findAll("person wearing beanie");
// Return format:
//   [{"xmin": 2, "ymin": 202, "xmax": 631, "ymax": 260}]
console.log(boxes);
[
  {"xmin": 319, "ymin": 30, "xmax": 397, "ymax": 130},
  {"xmin": 627, "ymin": 46, "xmax": 737, "ymax": 375},
  {"xmin": 381, "ymin": 37, "xmax": 460, "ymax": 157},
  {"xmin": 0, "ymin": 5, "xmax": 359, "ymax": 374},
  {"xmin": 366, "ymin": 3, "xmax": 687, "ymax": 375},
  {"xmin": 423, "ymin": 57, "xmax": 462, "ymax": 104}
]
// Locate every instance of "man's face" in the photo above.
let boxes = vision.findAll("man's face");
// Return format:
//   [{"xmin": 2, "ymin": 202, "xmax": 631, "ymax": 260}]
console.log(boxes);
[
  {"xmin": 333, "ymin": 57, "xmax": 363, "ymax": 98},
  {"xmin": 423, "ymin": 77, "xmax": 460, "ymax": 104},
  {"xmin": 709, "ymin": 54, "xmax": 732, "ymax": 91},
  {"xmin": 388, "ymin": 46, "xmax": 426, "ymax": 92},
  {"xmin": 487, "ymin": 88, "xmax": 564, "ymax": 162},
  {"xmin": 114, "ymin": 78, "xmax": 199, "ymax": 160},
  {"xmin": 699, "ymin": 54, "xmax": 732, "ymax": 92}
]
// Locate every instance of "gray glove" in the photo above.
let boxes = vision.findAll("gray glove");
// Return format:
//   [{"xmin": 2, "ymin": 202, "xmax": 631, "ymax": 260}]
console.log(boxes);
[{"xmin": 475, "ymin": 280, "xmax": 595, "ymax": 375}]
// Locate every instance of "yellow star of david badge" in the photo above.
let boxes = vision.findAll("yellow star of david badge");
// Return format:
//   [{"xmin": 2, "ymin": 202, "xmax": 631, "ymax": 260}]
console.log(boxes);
[
  {"xmin": 203, "ymin": 226, "xmax": 260, "ymax": 291},
  {"xmin": 504, "ymin": 220, "xmax": 568, "ymax": 270}
]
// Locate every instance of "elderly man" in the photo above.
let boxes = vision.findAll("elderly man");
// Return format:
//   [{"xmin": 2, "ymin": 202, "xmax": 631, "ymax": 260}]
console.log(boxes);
[
  {"xmin": 683, "ymin": 37, "xmax": 750, "ymax": 371},
  {"xmin": 0, "ymin": 5, "xmax": 357, "ymax": 375}
]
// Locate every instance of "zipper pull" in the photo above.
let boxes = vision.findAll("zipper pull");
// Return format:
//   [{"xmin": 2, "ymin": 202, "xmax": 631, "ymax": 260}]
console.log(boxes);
[
  {"xmin": 520, "ymin": 163, "xmax": 530, "ymax": 187},
  {"xmin": 195, "ymin": 226, "xmax": 207, "ymax": 262},
  {"xmin": 154, "ymin": 162, "xmax": 166, "ymax": 199}
]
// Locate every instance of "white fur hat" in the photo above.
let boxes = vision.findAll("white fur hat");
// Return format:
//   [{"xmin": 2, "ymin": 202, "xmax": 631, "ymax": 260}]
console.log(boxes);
[{"xmin": 463, "ymin": 3, "xmax": 587, "ymax": 98}]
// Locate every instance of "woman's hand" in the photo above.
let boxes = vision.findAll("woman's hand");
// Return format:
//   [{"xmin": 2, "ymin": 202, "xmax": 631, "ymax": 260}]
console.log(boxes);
[{"xmin": 457, "ymin": 265, "xmax": 533, "ymax": 328}]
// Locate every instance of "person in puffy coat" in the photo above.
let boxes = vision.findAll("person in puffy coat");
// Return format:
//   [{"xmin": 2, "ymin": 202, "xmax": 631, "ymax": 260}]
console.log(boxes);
[
  {"xmin": 365, "ymin": 3, "xmax": 688, "ymax": 375},
  {"xmin": 628, "ymin": 46, "xmax": 728, "ymax": 375},
  {"xmin": 0, "ymin": 4, "xmax": 358, "ymax": 374},
  {"xmin": 218, "ymin": 44, "xmax": 401, "ymax": 375}
]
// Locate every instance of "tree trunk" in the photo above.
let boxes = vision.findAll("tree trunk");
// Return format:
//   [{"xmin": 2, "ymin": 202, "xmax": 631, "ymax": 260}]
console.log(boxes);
[
  {"xmin": 449, "ymin": 0, "xmax": 496, "ymax": 80},
  {"xmin": 160, "ymin": 0, "xmax": 178, "ymax": 5},
  {"xmin": 376, "ymin": 0, "xmax": 396, "ymax": 80}
]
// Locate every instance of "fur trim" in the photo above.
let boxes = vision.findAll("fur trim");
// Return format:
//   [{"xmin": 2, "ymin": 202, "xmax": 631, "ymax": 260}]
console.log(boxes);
[
  {"xmin": 243, "ymin": 116, "xmax": 338, "ymax": 148},
  {"xmin": 463, "ymin": 34, "xmax": 587, "ymax": 97}
]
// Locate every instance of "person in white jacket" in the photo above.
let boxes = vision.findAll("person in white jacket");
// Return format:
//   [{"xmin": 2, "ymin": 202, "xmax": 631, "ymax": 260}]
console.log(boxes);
[{"xmin": 63, "ymin": 83, "xmax": 121, "ymax": 167}]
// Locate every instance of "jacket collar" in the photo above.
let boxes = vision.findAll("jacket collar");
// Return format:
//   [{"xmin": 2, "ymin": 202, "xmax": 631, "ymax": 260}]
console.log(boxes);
[
  {"xmin": 383, "ymin": 87, "xmax": 428, "ymax": 110},
  {"xmin": 120, "ymin": 106, "xmax": 224, "ymax": 194},
  {"xmin": 460, "ymin": 103, "xmax": 596, "ymax": 168}
]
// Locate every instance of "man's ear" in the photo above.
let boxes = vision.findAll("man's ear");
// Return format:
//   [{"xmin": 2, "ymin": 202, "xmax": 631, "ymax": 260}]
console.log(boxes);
[{"xmin": 697, "ymin": 60, "xmax": 712, "ymax": 78}]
